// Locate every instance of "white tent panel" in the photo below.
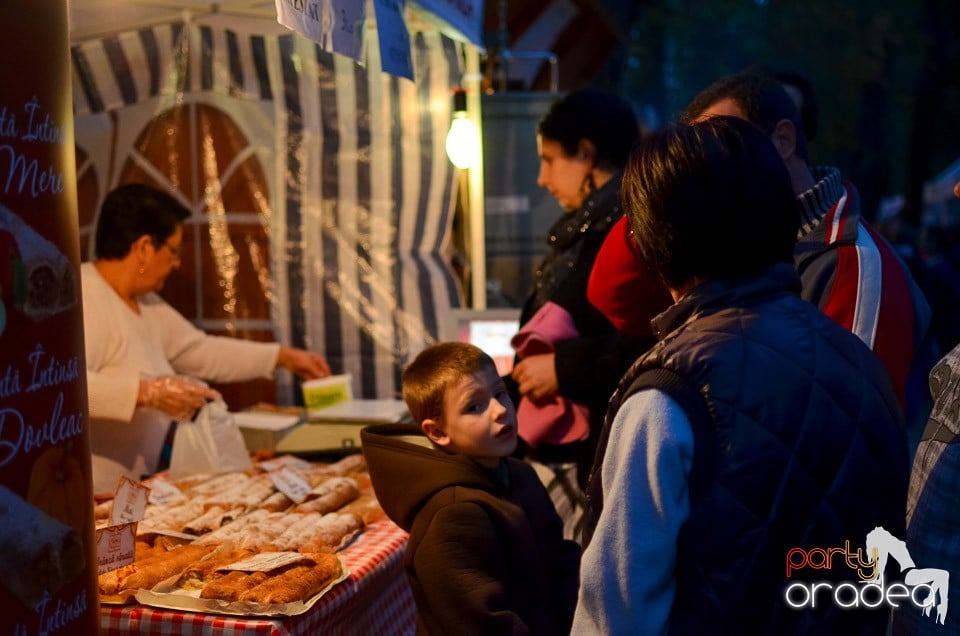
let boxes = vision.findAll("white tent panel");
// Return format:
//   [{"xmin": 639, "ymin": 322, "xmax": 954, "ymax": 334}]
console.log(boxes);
[{"xmin": 70, "ymin": 7, "xmax": 467, "ymax": 404}]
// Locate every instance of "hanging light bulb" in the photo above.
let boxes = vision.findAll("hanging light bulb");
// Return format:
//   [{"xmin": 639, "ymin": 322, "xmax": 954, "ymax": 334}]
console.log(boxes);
[{"xmin": 445, "ymin": 88, "xmax": 480, "ymax": 169}]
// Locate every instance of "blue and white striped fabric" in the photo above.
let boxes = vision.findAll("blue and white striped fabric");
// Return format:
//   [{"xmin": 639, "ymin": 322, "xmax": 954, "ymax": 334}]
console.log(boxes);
[{"xmin": 72, "ymin": 19, "xmax": 465, "ymax": 402}]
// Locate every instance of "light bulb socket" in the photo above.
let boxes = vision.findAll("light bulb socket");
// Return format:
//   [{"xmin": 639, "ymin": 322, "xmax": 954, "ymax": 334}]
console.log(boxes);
[{"xmin": 452, "ymin": 88, "xmax": 467, "ymax": 113}]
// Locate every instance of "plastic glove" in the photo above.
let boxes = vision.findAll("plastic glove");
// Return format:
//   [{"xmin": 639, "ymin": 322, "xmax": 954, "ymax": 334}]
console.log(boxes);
[
  {"xmin": 138, "ymin": 376, "xmax": 221, "ymax": 421},
  {"xmin": 277, "ymin": 346, "xmax": 331, "ymax": 380}
]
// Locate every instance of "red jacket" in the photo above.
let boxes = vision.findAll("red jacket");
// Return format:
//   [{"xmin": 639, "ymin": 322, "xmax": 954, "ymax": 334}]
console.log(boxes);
[{"xmin": 795, "ymin": 176, "xmax": 933, "ymax": 407}]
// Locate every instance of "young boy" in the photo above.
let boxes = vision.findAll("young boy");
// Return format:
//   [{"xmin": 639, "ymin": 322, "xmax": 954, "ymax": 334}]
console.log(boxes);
[{"xmin": 361, "ymin": 342, "xmax": 580, "ymax": 635}]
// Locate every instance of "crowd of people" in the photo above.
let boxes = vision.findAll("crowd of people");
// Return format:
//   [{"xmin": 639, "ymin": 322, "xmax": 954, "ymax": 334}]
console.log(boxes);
[
  {"xmin": 362, "ymin": 70, "xmax": 959, "ymax": 634},
  {"xmin": 82, "ymin": 66, "xmax": 959, "ymax": 634}
]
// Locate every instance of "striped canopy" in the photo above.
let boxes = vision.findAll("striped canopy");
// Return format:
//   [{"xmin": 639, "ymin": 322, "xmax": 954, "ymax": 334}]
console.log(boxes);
[{"xmin": 71, "ymin": 17, "xmax": 466, "ymax": 405}]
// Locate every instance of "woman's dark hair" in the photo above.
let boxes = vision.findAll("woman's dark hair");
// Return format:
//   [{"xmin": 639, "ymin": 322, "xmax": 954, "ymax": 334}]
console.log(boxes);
[
  {"xmin": 537, "ymin": 89, "xmax": 639, "ymax": 171},
  {"xmin": 94, "ymin": 183, "xmax": 190, "ymax": 259},
  {"xmin": 681, "ymin": 71, "xmax": 809, "ymax": 162},
  {"xmin": 622, "ymin": 116, "xmax": 799, "ymax": 290}
]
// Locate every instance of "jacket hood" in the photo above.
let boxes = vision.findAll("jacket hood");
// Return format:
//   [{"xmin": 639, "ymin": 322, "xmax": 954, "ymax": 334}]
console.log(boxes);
[{"xmin": 360, "ymin": 423, "xmax": 504, "ymax": 531}]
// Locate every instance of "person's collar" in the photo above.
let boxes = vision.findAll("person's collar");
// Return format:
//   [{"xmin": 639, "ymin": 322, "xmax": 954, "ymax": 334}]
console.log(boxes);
[
  {"xmin": 650, "ymin": 263, "xmax": 801, "ymax": 339},
  {"xmin": 796, "ymin": 166, "xmax": 843, "ymax": 236}
]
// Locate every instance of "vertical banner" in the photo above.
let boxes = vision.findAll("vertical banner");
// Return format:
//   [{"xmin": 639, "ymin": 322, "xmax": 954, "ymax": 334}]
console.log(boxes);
[
  {"xmin": 0, "ymin": 1, "xmax": 100, "ymax": 634},
  {"xmin": 411, "ymin": 0, "xmax": 484, "ymax": 48},
  {"xmin": 374, "ymin": 0, "xmax": 414, "ymax": 80}
]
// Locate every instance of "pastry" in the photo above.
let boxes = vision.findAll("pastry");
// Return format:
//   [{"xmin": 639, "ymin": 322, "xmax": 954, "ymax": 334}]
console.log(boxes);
[
  {"xmin": 176, "ymin": 547, "xmax": 257, "ymax": 591},
  {"xmin": 237, "ymin": 553, "xmax": 342, "ymax": 604},
  {"xmin": 199, "ymin": 570, "xmax": 269, "ymax": 602},
  {"xmin": 293, "ymin": 477, "xmax": 359, "ymax": 514},
  {"xmin": 120, "ymin": 543, "xmax": 216, "ymax": 591}
]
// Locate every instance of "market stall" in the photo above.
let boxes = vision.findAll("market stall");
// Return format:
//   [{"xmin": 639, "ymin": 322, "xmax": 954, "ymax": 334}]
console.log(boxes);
[
  {"xmin": 4, "ymin": 1, "xmax": 489, "ymax": 631},
  {"xmin": 100, "ymin": 518, "xmax": 413, "ymax": 635},
  {"xmin": 67, "ymin": 0, "xmax": 484, "ymax": 408},
  {"xmin": 95, "ymin": 454, "xmax": 416, "ymax": 635}
]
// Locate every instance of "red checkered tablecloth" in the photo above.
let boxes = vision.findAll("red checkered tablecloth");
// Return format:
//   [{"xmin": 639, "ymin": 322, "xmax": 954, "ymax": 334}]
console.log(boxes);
[{"xmin": 99, "ymin": 519, "xmax": 416, "ymax": 636}]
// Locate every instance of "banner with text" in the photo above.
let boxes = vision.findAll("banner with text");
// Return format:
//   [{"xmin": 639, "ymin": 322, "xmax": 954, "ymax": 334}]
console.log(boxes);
[{"xmin": 0, "ymin": 1, "xmax": 99, "ymax": 633}]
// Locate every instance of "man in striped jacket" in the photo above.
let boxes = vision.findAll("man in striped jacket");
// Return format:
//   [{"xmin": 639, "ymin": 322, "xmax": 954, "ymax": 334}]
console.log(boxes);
[{"xmin": 682, "ymin": 70, "xmax": 934, "ymax": 423}]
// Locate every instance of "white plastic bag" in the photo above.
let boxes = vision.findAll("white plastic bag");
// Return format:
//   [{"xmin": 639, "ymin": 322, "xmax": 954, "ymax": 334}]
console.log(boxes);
[{"xmin": 168, "ymin": 399, "xmax": 252, "ymax": 479}]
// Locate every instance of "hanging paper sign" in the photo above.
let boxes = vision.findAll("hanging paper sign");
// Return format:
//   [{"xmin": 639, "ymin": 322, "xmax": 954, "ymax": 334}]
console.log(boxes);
[
  {"xmin": 275, "ymin": 0, "xmax": 367, "ymax": 61},
  {"xmin": 374, "ymin": 0, "xmax": 414, "ymax": 80},
  {"xmin": 275, "ymin": 0, "xmax": 333, "ymax": 48},
  {"xmin": 411, "ymin": 0, "xmax": 484, "ymax": 49},
  {"xmin": 331, "ymin": 0, "xmax": 366, "ymax": 61}
]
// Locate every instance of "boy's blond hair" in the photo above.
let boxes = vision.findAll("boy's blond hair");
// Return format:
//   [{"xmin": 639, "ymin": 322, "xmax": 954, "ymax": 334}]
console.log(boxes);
[{"xmin": 402, "ymin": 342, "xmax": 496, "ymax": 427}]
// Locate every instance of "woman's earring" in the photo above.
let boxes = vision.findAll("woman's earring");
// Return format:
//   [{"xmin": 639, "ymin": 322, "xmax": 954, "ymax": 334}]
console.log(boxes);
[{"xmin": 584, "ymin": 172, "xmax": 596, "ymax": 194}]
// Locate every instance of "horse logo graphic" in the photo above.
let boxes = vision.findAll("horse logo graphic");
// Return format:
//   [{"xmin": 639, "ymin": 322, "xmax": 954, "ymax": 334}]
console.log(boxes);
[{"xmin": 865, "ymin": 526, "xmax": 949, "ymax": 625}]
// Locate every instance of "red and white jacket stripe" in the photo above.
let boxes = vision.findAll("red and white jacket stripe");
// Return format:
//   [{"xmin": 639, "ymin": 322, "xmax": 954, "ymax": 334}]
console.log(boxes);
[{"xmin": 796, "ymin": 170, "xmax": 932, "ymax": 407}]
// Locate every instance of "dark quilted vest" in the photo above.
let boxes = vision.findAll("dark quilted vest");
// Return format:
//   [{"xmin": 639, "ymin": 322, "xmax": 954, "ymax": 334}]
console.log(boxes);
[{"xmin": 585, "ymin": 265, "xmax": 909, "ymax": 635}]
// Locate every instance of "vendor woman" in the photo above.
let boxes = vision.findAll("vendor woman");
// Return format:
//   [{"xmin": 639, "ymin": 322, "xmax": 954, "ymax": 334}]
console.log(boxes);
[{"xmin": 83, "ymin": 183, "xmax": 330, "ymax": 493}]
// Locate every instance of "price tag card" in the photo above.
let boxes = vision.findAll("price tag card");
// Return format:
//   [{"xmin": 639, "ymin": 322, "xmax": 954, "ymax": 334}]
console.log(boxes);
[
  {"xmin": 268, "ymin": 467, "xmax": 311, "ymax": 503},
  {"xmin": 146, "ymin": 477, "xmax": 184, "ymax": 506},
  {"xmin": 259, "ymin": 454, "xmax": 313, "ymax": 473},
  {"xmin": 95, "ymin": 522, "xmax": 137, "ymax": 574},
  {"xmin": 224, "ymin": 551, "xmax": 310, "ymax": 572},
  {"xmin": 111, "ymin": 476, "xmax": 151, "ymax": 524}
]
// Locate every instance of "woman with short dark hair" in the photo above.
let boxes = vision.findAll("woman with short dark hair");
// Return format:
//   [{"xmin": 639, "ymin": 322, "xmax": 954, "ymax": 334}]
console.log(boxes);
[
  {"xmin": 507, "ymin": 90, "xmax": 663, "ymax": 538},
  {"xmin": 83, "ymin": 183, "xmax": 331, "ymax": 492}
]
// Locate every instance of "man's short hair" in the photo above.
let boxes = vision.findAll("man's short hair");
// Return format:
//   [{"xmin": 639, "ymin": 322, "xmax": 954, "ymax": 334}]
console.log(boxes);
[
  {"xmin": 622, "ymin": 116, "xmax": 799, "ymax": 290},
  {"xmin": 741, "ymin": 64, "xmax": 819, "ymax": 142},
  {"xmin": 402, "ymin": 342, "xmax": 496, "ymax": 427},
  {"xmin": 681, "ymin": 71, "xmax": 809, "ymax": 162},
  {"xmin": 95, "ymin": 183, "xmax": 190, "ymax": 259}
]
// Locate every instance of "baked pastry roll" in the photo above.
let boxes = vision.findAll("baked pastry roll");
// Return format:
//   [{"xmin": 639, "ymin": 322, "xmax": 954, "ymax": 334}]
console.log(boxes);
[
  {"xmin": 176, "ymin": 547, "xmax": 257, "ymax": 591},
  {"xmin": 299, "ymin": 513, "xmax": 364, "ymax": 553},
  {"xmin": 199, "ymin": 570, "xmax": 269, "ymax": 602},
  {"xmin": 237, "ymin": 553, "xmax": 342, "ymax": 604},
  {"xmin": 293, "ymin": 477, "xmax": 359, "ymax": 514},
  {"xmin": 119, "ymin": 543, "xmax": 216, "ymax": 591}
]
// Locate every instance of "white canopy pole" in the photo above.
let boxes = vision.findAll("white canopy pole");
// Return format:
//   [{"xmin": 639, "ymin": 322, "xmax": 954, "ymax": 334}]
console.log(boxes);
[{"xmin": 464, "ymin": 46, "xmax": 486, "ymax": 309}]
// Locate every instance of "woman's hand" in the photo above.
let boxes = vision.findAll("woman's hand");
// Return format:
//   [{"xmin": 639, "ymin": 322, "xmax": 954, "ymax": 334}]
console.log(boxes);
[
  {"xmin": 277, "ymin": 346, "xmax": 332, "ymax": 380},
  {"xmin": 138, "ymin": 376, "xmax": 220, "ymax": 420},
  {"xmin": 511, "ymin": 353, "xmax": 559, "ymax": 401}
]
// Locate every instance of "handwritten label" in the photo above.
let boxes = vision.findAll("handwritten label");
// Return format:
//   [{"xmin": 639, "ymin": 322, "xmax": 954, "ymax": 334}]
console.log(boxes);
[
  {"xmin": 95, "ymin": 522, "xmax": 137, "ymax": 574},
  {"xmin": 268, "ymin": 467, "xmax": 311, "ymax": 503},
  {"xmin": 146, "ymin": 477, "xmax": 184, "ymax": 506},
  {"xmin": 224, "ymin": 551, "xmax": 310, "ymax": 572},
  {"xmin": 111, "ymin": 476, "xmax": 150, "ymax": 524},
  {"xmin": 259, "ymin": 454, "xmax": 313, "ymax": 473}
]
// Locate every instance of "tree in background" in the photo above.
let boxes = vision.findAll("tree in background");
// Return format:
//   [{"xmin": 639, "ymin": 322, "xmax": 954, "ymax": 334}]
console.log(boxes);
[{"xmin": 612, "ymin": 0, "xmax": 959, "ymax": 226}]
